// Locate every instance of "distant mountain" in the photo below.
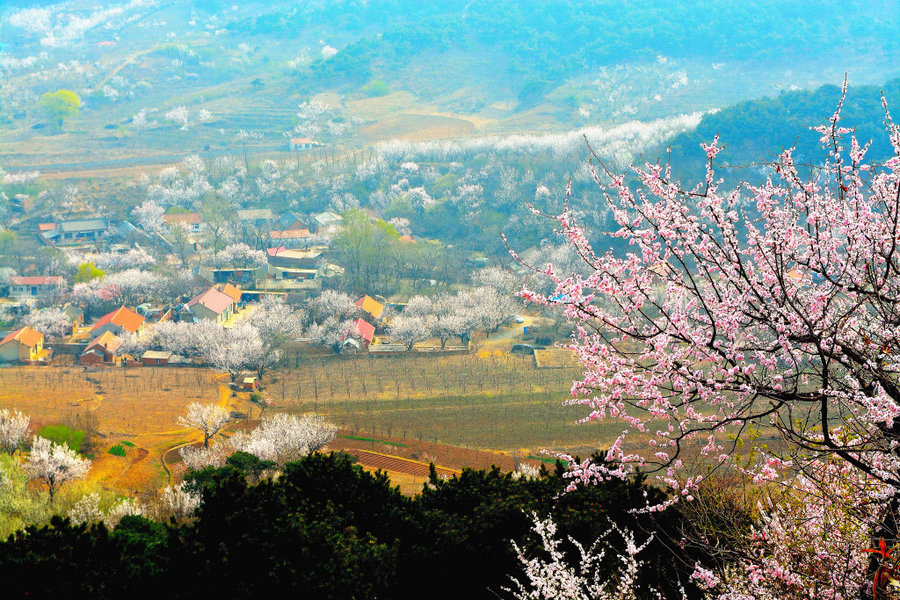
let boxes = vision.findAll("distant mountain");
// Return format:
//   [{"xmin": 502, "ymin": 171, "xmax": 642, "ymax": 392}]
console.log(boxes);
[
  {"xmin": 227, "ymin": 0, "xmax": 900, "ymax": 106},
  {"xmin": 664, "ymin": 78, "xmax": 900, "ymax": 184}
]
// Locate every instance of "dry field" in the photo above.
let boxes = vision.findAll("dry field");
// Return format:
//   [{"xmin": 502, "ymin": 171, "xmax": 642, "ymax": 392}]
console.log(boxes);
[
  {"xmin": 0, "ymin": 352, "xmax": 611, "ymax": 497},
  {"xmin": 0, "ymin": 366, "xmax": 233, "ymax": 498},
  {"xmin": 263, "ymin": 352, "xmax": 615, "ymax": 452}
]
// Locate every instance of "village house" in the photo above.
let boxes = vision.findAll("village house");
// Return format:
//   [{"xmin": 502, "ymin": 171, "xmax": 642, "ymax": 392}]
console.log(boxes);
[
  {"xmin": 340, "ymin": 318, "xmax": 375, "ymax": 353},
  {"xmin": 90, "ymin": 306, "xmax": 146, "ymax": 339},
  {"xmin": 218, "ymin": 283, "xmax": 242, "ymax": 309},
  {"xmin": 162, "ymin": 212, "xmax": 203, "ymax": 234},
  {"xmin": 0, "ymin": 326, "xmax": 47, "ymax": 363},
  {"xmin": 289, "ymin": 137, "xmax": 322, "ymax": 150},
  {"xmin": 183, "ymin": 287, "xmax": 235, "ymax": 324},
  {"xmin": 268, "ymin": 228, "xmax": 311, "ymax": 249},
  {"xmin": 277, "ymin": 211, "xmax": 305, "ymax": 231},
  {"xmin": 355, "ymin": 295, "xmax": 385, "ymax": 320},
  {"xmin": 80, "ymin": 331, "xmax": 122, "ymax": 365},
  {"xmin": 310, "ymin": 211, "xmax": 343, "ymax": 234},
  {"xmin": 266, "ymin": 246, "xmax": 324, "ymax": 270},
  {"xmin": 7, "ymin": 276, "xmax": 64, "ymax": 300},
  {"xmin": 39, "ymin": 218, "xmax": 110, "ymax": 245},
  {"xmin": 141, "ymin": 350, "xmax": 173, "ymax": 366},
  {"xmin": 198, "ymin": 265, "xmax": 265, "ymax": 286}
]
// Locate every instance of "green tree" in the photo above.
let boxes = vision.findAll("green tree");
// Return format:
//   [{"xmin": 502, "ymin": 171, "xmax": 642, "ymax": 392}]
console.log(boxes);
[
  {"xmin": 331, "ymin": 209, "xmax": 400, "ymax": 293},
  {"xmin": 74, "ymin": 262, "xmax": 104, "ymax": 284},
  {"xmin": 39, "ymin": 90, "xmax": 80, "ymax": 133}
]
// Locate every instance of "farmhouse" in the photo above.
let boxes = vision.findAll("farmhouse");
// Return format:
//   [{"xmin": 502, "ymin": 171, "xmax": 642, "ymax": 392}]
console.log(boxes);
[
  {"xmin": 0, "ymin": 327, "xmax": 46, "ymax": 363},
  {"xmin": 341, "ymin": 319, "xmax": 375, "ymax": 351},
  {"xmin": 311, "ymin": 211, "xmax": 342, "ymax": 234},
  {"xmin": 218, "ymin": 283, "xmax": 242, "ymax": 306},
  {"xmin": 7, "ymin": 276, "xmax": 64, "ymax": 299},
  {"xmin": 267, "ymin": 246, "xmax": 324, "ymax": 269},
  {"xmin": 162, "ymin": 212, "xmax": 203, "ymax": 234},
  {"xmin": 277, "ymin": 211, "xmax": 305, "ymax": 230},
  {"xmin": 289, "ymin": 137, "xmax": 322, "ymax": 150},
  {"xmin": 80, "ymin": 331, "xmax": 122, "ymax": 365},
  {"xmin": 40, "ymin": 218, "xmax": 110, "ymax": 244},
  {"xmin": 184, "ymin": 287, "xmax": 235, "ymax": 324},
  {"xmin": 141, "ymin": 350, "xmax": 173, "ymax": 366},
  {"xmin": 91, "ymin": 306, "xmax": 146, "ymax": 338},
  {"xmin": 198, "ymin": 265, "xmax": 265, "ymax": 286},
  {"xmin": 355, "ymin": 295, "xmax": 384, "ymax": 320},
  {"xmin": 268, "ymin": 228, "xmax": 311, "ymax": 248}
]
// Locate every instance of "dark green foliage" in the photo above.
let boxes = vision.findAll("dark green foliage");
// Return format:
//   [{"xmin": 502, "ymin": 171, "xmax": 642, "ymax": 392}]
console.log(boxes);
[
  {"xmin": 119, "ymin": 441, "xmax": 136, "ymax": 448},
  {"xmin": 0, "ymin": 452, "xmax": 704, "ymax": 599},
  {"xmin": 668, "ymin": 78, "xmax": 900, "ymax": 185},
  {"xmin": 36, "ymin": 425, "xmax": 85, "ymax": 453},
  {"xmin": 108, "ymin": 444, "xmax": 126, "ymax": 457},
  {"xmin": 341, "ymin": 434, "xmax": 408, "ymax": 447}
]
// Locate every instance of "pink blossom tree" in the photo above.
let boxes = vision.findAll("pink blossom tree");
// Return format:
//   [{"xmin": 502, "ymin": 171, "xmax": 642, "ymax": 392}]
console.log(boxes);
[{"xmin": 516, "ymin": 82, "xmax": 900, "ymax": 595}]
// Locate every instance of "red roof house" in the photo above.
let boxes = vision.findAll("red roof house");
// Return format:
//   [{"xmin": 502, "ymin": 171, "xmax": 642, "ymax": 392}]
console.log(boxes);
[
  {"xmin": 80, "ymin": 331, "xmax": 122, "ymax": 365},
  {"xmin": 185, "ymin": 287, "xmax": 235, "ymax": 323}
]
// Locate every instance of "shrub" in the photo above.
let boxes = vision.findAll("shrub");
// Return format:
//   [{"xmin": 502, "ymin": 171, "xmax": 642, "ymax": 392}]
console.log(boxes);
[
  {"xmin": 361, "ymin": 79, "xmax": 389, "ymax": 97},
  {"xmin": 36, "ymin": 425, "xmax": 86, "ymax": 453},
  {"xmin": 108, "ymin": 444, "xmax": 126, "ymax": 457}
]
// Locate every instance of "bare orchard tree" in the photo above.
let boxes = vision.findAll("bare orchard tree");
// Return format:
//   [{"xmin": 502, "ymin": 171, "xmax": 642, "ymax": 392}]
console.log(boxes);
[
  {"xmin": 26, "ymin": 436, "xmax": 91, "ymax": 502},
  {"xmin": 178, "ymin": 403, "xmax": 230, "ymax": 448},
  {"xmin": 0, "ymin": 409, "xmax": 30, "ymax": 453}
]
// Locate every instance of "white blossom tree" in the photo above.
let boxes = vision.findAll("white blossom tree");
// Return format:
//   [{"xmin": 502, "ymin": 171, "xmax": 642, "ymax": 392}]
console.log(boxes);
[
  {"xmin": 506, "ymin": 514, "xmax": 667, "ymax": 600},
  {"xmin": 156, "ymin": 482, "xmax": 201, "ymax": 521},
  {"xmin": 230, "ymin": 413, "xmax": 336, "ymax": 465},
  {"xmin": 132, "ymin": 200, "xmax": 165, "ymax": 233},
  {"xmin": 389, "ymin": 314, "xmax": 431, "ymax": 350},
  {"xmin": 179, "ymin": 443, "xmax": 229, "ymax": 470},
  {"xmin": 203, "ymin": 323, "xmax": 263, "ymax": 381},
  {"xmin": 210, "ymin": 243, "xmax": 267, "ymax": 269},
  {"xmin": 24, "ymin": 307, "xmax": 71, "ymax": 338},
  {"xmin": 26, "ymin": 436, "xmax": 91, "ymax": 502},
  {"xmin": 166, "ymin": 105, "xmax": 190, "ymax": 130},
  {"xmin": 178, "ymin": 403, "xmax": 230, "ymax": 448},
  {"xmin": 0, "ymin": 409, "xmax": 30, "ymax": 454}
]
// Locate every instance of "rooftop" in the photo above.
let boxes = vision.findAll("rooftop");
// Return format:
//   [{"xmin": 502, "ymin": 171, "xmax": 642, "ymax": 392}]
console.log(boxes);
[
  {"xmin": 91, "ymin": 306, "xmax": 145, "ymax": 333},
  {"xmin": 187, "ymin": 287, "xmax": 234, "ymax": 315},
  {"xmin": 0, "ymin": 326, "xmax": 43, "ymax": 348}
]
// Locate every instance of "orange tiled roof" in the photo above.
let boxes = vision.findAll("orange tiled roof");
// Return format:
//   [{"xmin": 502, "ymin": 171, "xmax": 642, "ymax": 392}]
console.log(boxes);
[
  {"xmin": 355, "ymin": 295, "xmax": 384, "ymax": 319},
  {"xmin": 91, "ymin": 306, "xmax": 145, "ymax": 333},
  {"xmin": 219, "ymin": 283, "xmax": 242, "ymax": 303},
  {"xmin": 85, "ymin": 331, "xmax": 122, "ymax": 354},
  {"xmin": 0, "ymin": 326, "xmax": 43, "ymax": 348}
]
